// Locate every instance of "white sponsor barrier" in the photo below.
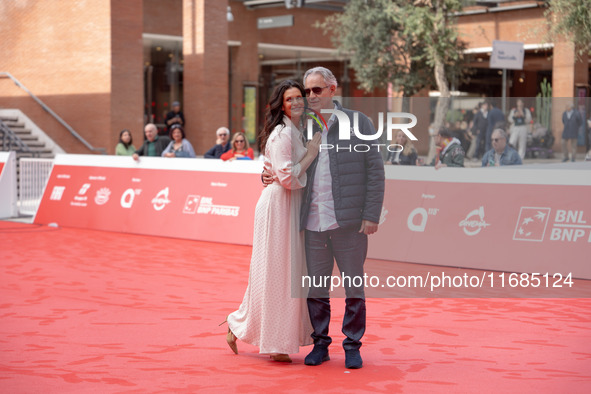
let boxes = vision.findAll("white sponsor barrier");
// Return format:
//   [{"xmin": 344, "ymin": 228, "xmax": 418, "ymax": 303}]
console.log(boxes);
[
  {"xmin": 34, "ymin": 154, "xmax": 591, "ymax": 279},
  {"xmin": 35, "ymin": 154, "xmax": 264, "ymax": 245},
  {"xmin": 0, "ymin": 151, "xmax": 18, "ymax": 218},
  {"xmin": 369, "ymin": 163, "xmax": 591, "ymax": 280}
]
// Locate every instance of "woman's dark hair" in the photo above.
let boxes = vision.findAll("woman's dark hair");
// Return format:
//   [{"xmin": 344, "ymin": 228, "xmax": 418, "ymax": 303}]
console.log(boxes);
[
  {"xmin": 169, "ymin": 124, "xmax": 186, "ymax": 140},
  {"xmin": 259, "ymin": 79, "xmax": 305, "ymax": 154},
  {"xmin": 119, "ymin": 129, "xmax": 133, "ymax": 149}
]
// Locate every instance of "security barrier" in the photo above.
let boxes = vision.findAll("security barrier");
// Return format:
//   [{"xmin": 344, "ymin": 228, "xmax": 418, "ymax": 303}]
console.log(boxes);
[
  {"xmin": 369, "ymin": 164, "xmax": 591, "ymax": 280},
  {"xmin": 0, "ymin": 151, "xmax": 17, "ymax": 218},
  {"xmin": 34, "ymin": 154, "xmax": 263, "ymax": 246},
  {"xmin": 19, "ymin": 158, "xmax": 53, "ymax": 215},
  {"xmin": 33, "ymin": 154, "xmax": 591, "ymax": 279}
]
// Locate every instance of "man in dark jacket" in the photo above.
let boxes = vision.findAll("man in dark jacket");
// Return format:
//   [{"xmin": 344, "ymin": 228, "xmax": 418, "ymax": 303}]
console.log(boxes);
[
  {"xmin": 485, "ymin": 100, "xmax": 505, "ymax": 153},
  {"xmin": 561, "ymin": 103, "xmax": 582, "ymax": 162},
  {"xmin": 301, "ymin": 67, "xmax": 385, "ymax": 370},
  {"xmin": 132, "ymin": 123, "xmax": 171, "ymax": 161},
  {"xmin": 471, "ymin": 101, "xmax": 488, "ymax": 159},
  {"xmin": 164, "ymin": 101, "xmax": 185, "ymax": 135},
  {"xmin": 204, "ymin": 127, "xmax": 231, "ymax": 159}
]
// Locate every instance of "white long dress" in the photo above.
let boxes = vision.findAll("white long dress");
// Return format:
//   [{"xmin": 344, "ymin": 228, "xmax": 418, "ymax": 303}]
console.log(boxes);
[{"xmin": 227, "ymin": 116, "xmax": 313, "ymax": 354}]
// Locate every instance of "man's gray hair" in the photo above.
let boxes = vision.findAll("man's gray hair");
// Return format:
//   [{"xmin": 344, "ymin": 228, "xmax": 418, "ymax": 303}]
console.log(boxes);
[
  {"xmin": 492, "ymin": 128, "xmax": 507, "ymax": 140},
  {"xmin": 303, "ymin": 67, "xmax": 338, "ymax": 89},
  {"xmin": 216, "ymin": 127, "xmax": 230, "ymax": 136}
]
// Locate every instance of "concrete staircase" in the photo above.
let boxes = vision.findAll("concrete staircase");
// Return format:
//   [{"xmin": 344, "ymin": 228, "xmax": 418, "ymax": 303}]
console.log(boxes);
[
  {"xmin": 0, "ymin": 114, "xmax": 55, "ymax": 159},
  {"xmin": 0, "ymin": 110, "xmax": 62, "ymax": 214}
]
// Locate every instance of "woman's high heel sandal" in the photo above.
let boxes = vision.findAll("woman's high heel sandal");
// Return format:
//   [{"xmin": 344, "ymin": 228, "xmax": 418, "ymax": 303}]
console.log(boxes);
[
  {"xmin": 270, "ymin": 354, "xmax": 292, "ymax": 363},
  {"xmin": 219, "ymin": 317, "xmax": 238, "ymax": 355}
]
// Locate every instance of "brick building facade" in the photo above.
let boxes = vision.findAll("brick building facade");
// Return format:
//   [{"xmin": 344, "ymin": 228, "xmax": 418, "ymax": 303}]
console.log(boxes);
[{"xmin": 0, "ymin": 0, "xmax": 589, "ymax": 155}]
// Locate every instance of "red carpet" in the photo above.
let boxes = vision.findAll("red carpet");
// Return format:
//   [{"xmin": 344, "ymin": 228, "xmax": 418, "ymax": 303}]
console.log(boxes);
[{"xmin": 1, "ymin": 220, "xmax": 590, "ymax": 393}]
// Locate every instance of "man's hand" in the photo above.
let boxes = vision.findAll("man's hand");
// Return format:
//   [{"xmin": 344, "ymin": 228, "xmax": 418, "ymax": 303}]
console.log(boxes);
[
  {"xmin": 359, "ymin": 220, "xmax": 378, "ymax": 235},
  {"xmin": 132, "ymin": 153, "xmax": 139, "ymax": 161}
]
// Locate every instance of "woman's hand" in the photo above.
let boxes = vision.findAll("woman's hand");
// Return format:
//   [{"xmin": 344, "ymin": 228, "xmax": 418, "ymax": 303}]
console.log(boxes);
[
  {"xmin": 306, "ymin": 133, "xmax": 322, "ymax": 159},
  {"xmin": 262, "ymin": 168, "xmax": 273, "ymax": 187}
]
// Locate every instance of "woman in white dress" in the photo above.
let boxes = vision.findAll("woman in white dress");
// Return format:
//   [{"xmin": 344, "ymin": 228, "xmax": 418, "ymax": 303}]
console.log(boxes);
[{"xmin": 223, "ymin": 80, "xmax": 321, "ymax": 362}]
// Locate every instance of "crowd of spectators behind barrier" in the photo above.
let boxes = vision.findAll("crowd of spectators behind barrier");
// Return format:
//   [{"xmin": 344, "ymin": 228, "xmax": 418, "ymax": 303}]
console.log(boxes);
[
  {"xmin": 220, "ymin": 132, "xmax": 254, "ymax": 161},
  {"xmin": 119, "ymin": 97, "xmax": 591, "ymax": 164},
  {"xmin": 162, "ymin": 124, "xmax": 196, "ymax": 158}
]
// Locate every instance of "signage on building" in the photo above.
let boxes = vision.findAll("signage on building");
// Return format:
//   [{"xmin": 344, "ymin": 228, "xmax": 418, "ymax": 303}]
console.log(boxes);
[
  {"xmin": 490, "ymin": 40, "xmax": 525, "ymax": 70},
  {"xmin": 257, "ymin": 15, "xmax": 294, "ymax": 29}
]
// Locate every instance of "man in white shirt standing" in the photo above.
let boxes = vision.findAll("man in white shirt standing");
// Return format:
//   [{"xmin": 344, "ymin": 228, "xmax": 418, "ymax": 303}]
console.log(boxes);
[{"xmin": 300, "ymin": 67, "xmax": 385, "ymax": 369}]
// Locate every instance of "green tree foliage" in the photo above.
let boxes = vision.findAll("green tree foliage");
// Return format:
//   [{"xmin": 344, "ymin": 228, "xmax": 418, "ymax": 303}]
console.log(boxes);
[
  {"xmin": 318, "ymin": 0, "xmax": 467, "ymax": 128},
  {"xmin": 545, "ymin": 0, "xmax": 591, "ymax": 55},
  {"xmin": 318, "ymin": 0, "xmax": 427, "ymax": 96},
  {"xmin": 318, "ymin": 0, "xmax": 466, "ymax": 95}
]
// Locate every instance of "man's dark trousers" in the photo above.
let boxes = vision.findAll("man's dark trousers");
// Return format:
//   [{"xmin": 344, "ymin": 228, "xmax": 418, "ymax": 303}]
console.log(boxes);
[{"xmin": 305, "ymin": 227, "xmax": 367, "ymax": 351}]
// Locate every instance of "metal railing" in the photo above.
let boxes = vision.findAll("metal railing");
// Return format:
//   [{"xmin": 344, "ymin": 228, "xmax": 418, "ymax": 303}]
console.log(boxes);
[
  {"xmin": 0, "ymin": 72, "xmax": 106, "ymax": 154},
  {"xmin": 18, "ymin": 158, "xmax": 54, "ymax": 216},
  {"xmin": 0, "ymin": 119, "xmax": 39, "ymax": 157}
]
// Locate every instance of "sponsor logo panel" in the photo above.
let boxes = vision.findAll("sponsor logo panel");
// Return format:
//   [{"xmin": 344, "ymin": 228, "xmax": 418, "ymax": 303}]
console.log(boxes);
[
  {"xmin": 183, "ymin": 195, "xmax": 200, "ymax": 214},
  {"xmin": 459, "ymin": 207, "xmax": 490, "ymax": 236},
  {"xmin": 195, "ymin": 196, "xmax": 240, "ymax": 217},
  {"xmin": 152, "ymin": 187, "xmax": 171, "ymax": 211},
  {"xmin": 50, "ymin": 186, "xmax": 66, "ymax": 201},
  {"xmin": 94, "ymin": 188, "xmax": 111, "ymax": 205},
  {"xmin": 121, "ymin": 188, "xmax": 141, "ymax": 209}
]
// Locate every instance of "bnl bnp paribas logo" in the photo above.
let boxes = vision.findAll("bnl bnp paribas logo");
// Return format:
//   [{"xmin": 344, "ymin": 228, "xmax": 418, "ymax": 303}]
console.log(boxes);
[{"xmin": 306, "ymin": 109, "xmax": 418, "ymax": 153}]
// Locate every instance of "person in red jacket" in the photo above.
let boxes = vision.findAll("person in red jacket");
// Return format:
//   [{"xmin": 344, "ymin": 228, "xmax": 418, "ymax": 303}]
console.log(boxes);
[{"xmin": 220, "ymin": 132, "xmax": 254, "ymax": 161}]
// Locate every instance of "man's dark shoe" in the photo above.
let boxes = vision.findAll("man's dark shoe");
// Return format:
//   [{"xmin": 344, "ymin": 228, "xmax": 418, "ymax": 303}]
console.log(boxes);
[
  {"xmin": 345, "ymin": 349, "xmax": 363, "ymax": 369},
  {"xmin": 304, "ymin": 346, "xmax": 329, "ymax": 366}
]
